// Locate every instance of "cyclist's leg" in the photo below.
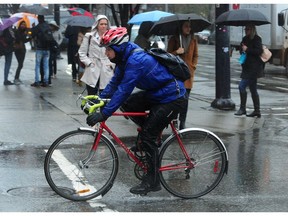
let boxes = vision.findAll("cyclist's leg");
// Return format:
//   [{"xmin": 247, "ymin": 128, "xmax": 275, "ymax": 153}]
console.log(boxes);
[
  {"xmin": 120, "ymin": 91, "xmax": 151, "ymax": 127},
  {"xmin": 130, "ymin": 97, "xmax": 186, "ymax": 195}
]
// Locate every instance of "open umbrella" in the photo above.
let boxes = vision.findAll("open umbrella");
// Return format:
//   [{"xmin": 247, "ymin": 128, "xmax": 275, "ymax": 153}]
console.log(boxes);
[
  {"xmin": 64, "ymin": 15, "xmax": 95, "ymax": 27},
  {"xmin": 11, "ymin": 12, "xmax": 38, "ymax": 28},
  {"xmin": 0, "ymin": 17, "xmax": 21, "ymax": 31},
  {"xmin": 67, "ymin": 7, "xmax": 94, "ymax": 18},
  {"xmin": 128, "ymin": 10, "xmax": 174, "ymax": 25},
  {"xmin": 150, "ymin": 13, "xmax": 211, "ymax": 36},
  {"xmin": 215, "ymin": 9, "xmax": 271, "ymax": 26},
  {"xmin": 18, "ymin": 5, "xmax": 52, "ymax": 15}
]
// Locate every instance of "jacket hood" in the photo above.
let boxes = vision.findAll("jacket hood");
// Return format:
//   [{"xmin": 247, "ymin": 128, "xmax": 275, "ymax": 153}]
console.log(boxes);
[
  {"xmin": 138, "ymin": 21, "xmax": 154, "ymax": 38},
  {"xmin": 110, "ymin": 42, "xmax": 140, "ymax": 64},
  {"xmin": 91, "ymin": 15, "xmax": 111, "ymax": 31}
]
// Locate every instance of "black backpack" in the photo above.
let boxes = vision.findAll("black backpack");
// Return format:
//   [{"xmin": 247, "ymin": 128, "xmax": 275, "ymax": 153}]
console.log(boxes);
[
  {"xmin": 133, "ymin": 48, "xmax": 191, "ymax": 82},
  {"xmin": 38, "ymin": 23, "xmax": 55, "ymax": 45}
]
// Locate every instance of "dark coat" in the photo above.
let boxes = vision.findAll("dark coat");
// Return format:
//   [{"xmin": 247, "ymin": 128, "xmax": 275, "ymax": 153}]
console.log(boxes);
[{"xmin": 240, "ymin": 34, "xmax": 264, "ymax": 79}]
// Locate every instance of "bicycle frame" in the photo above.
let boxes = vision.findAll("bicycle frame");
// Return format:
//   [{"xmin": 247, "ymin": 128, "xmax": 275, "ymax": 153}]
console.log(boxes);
[{"xmin": 90, "ymin": 111, "xmax": 194, "ymax": 173}]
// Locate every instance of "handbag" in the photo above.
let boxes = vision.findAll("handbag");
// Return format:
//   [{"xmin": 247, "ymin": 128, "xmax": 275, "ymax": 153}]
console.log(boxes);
[
  {"xmin": 260, "ymin": 45, "xmax": 272, "ymax": 63},
  {"xmin": 239, "ymin": 52, "xmax": 247, "ymax": 65},
  {"xmin": 75, "ymin": 35, "xmax": 92, "ymax": 68}
]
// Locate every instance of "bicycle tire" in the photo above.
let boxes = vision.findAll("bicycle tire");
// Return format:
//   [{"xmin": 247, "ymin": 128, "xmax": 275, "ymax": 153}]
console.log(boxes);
[
  {"xmin": 44, "ymin": 128, "xmax": 119, "ymax": 201},
  {"xmin": 159, "ymin": 128, "xmax": 228, "ymax": 199}
]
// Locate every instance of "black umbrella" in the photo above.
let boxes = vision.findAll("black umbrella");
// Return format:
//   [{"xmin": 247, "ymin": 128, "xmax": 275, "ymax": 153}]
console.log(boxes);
[
  {"xmin": 215, "ymin": 9, "xmax": 271, "ymax": 26},
  {"xmin": 150, "ymin": 13, "xmax": 211, "ymax": 36},
  {"xmin": 18, "ymin": 5, "xmax": 52, "ymax": 15},
  {"xmin": 63, "ymin": 16, "xmax": 95, "ymax": 27}
]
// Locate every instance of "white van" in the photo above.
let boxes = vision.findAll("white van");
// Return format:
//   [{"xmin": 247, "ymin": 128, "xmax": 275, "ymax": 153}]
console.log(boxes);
[{"xmin": 130, "ymin": 25, "xmax": 165, "ymax": 50}]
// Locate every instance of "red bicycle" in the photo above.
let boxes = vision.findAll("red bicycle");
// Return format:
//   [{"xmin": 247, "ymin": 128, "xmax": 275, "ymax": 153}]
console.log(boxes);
[{"xmin": 44, "ymin": 95, "xmax": 228, "ymax": 201}]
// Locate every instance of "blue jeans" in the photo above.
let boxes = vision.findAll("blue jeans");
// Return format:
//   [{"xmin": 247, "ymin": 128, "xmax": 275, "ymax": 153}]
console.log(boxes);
[
  {"xmin": 4, "ymin": 52, "xmax": 13, "ymax": 82},
  {"xmin": 35, "ymin": 50, "xmax": 49, "ymax": 84},
  {"xmin": 239, "ymin": 78, "xmax": 258, "ymax": 97}
]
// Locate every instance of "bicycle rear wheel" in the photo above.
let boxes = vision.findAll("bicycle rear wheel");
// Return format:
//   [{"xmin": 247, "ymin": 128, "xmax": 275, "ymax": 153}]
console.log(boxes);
[
  {"xmin": 44, "ymin": 128, "xmax": 119, "ymax": 201},
  {"xmin": 159, "ymin": 128, "xmax": 228, "ymax": 199}
]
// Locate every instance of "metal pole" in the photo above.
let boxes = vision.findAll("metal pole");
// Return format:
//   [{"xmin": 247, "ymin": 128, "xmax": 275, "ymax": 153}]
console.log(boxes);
[
  {"xmin": 211, "ymin": 4, "xmax": 235, "ymax": 110},
  {"xmin": 54, "ymin": 4, "xmax": 60, "ymax": 25}
]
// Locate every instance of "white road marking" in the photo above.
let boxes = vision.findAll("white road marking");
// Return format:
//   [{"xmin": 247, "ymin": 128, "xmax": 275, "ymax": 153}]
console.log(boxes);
[{"xmin": 45, "ymin": 149, "xmax": 117, "ymax": 212}]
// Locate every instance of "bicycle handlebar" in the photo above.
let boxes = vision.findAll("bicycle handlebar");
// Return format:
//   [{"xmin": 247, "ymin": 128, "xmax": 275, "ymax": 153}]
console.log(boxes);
[{"xmin": 78, "ymin": 94, "xmax": 111, "ymax": 114}]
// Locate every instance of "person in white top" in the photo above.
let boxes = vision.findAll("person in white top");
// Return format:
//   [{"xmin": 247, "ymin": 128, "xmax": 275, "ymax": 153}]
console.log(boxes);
[
  {"xmin": 78, "ymin": 15, "xmax": 115, "ymax": 95},
  {"xmin": 49, "ymin": 20, "xmax": 63, "ymax": 61}
]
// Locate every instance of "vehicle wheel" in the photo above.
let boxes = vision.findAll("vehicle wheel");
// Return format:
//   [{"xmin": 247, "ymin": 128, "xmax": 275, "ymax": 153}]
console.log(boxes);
[
  {"xmin": 44, "ymin": 129, "xmax": 119, "ymax": 201},
  {"xmin": 159, "ymin": 128, "xmax": 228, "ymax": 199}
]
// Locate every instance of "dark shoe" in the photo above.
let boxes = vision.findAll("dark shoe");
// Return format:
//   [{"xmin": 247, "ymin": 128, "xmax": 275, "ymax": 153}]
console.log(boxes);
[
  {"xmin": 246, "ymin": 111, "xmax": 261, "ymax": 118},
  {"xmin": 4, "ymin": 80, "xmax": 14, "ymax": 85},
  {"xmin": 130, "ymin": 181, "xmax": 161, "ymax": 195},
  {"xmin": 41, "ymin": 83, "xmax": 49, "ymax": 87},
  {"xmin": 30, "ymin": 82, "xmax": 40, "ymax": 87},
  {"xmin": 234, "ymin": 108, "xmax": 246, "ymax": 116},
  {"xmin": 130, "ymin": 145, "xmax": 141, "ymax": 152}
]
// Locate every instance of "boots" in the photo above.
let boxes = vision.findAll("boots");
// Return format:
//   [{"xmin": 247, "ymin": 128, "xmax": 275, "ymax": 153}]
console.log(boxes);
[
  {"xmin": 129, "ymin": 174, "xmax": 161, "ymax": 195},
  {"xmin": 234, "ymin": 92, "xmax": 247, "ymax": 116},
  {"xmin": 130, "ymin": 146, "xmax": 161, "ymax": 195},
  {"xmin": 246, "ymin": 95, "xmax": 261, "ymax": 118}
]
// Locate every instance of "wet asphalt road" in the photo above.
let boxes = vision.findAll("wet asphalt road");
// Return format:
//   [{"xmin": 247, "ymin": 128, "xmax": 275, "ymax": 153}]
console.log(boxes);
[{"xmin": 0, "ymin": 44, "xmax": 288, "ymax": 212}]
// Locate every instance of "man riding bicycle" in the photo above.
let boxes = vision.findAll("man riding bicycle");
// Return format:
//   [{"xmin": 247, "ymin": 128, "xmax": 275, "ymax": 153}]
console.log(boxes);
[{"xmin": 86, "ymin": 27, "xmax": 187, "ymax": 195}]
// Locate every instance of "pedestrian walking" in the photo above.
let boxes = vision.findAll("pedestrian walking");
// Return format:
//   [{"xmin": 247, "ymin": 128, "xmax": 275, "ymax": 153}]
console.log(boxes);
[
  {"xmin": 167, "ymin": 20, "xmax": 199, "ymax": 129},
  {"xmin": 86, "ymin": 27, "xmax": 187, "ymax": 195},
  {"xmin": 49, "ymin": 20, "xmax": 62, "ymax": 79},
  {"xmin": 13, "ymin": 21, "xmax": 31, "ymax": 85},
  {"xmin": 234, "ymin": 24, "xmax": 264, "ymax": 118},
  {"xmin": 65, "ymin": 25, "xmax": 80, "ymax": 82},
  {"xmin": 78, "ymin": 15, "xmax": 114, "ymax": 95}
]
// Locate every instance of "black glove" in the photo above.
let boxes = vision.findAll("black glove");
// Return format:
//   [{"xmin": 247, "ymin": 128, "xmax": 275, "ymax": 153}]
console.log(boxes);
[{"xmin": 86, "ymin": 112, "xmax": 108, "ymax": 126}]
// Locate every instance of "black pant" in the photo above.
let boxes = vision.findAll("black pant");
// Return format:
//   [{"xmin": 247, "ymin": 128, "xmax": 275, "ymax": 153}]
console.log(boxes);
[
  {"xmin": 179, "ymin": 88, "xmax": 191, "ymax": 124},
  {"xmin": 121, "ymin": 91, "xmax": 187, "ymax": 184},
  {"xmin": 49, "ymin": 51, "xmax": 57, "ymax": 84},
  {"xmin": 14, "ymin": 49, "xmax": 26, "ymax": 80}
]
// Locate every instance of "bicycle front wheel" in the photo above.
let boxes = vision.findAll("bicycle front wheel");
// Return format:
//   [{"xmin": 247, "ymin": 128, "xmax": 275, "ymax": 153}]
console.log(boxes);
[
  {"xmin": 159, "ymin": 128, "xmax": 228, "ymax": 199},
  {"xmin": 44, "ymin": 128, "xmax": 119, "ymax": 201}
]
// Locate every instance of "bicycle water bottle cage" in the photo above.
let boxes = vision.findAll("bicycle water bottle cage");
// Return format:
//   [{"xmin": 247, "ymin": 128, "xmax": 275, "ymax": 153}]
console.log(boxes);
[{"xmin": 81, "ymin": 95, "xmax": 105, "ymax": 115}]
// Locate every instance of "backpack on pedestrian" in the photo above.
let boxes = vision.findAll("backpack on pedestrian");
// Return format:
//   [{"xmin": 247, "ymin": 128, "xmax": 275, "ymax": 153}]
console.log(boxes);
[
  {"xmin": 39, "ymin": 23, "xmax": 54, "ymax": 42},
  {"xmin": 0, "ymin": 28, "xmax": 15, "ymax": 56},
  {"xmin": 133, "ymin": 48, "xmax": 191, "ymax": 82}
]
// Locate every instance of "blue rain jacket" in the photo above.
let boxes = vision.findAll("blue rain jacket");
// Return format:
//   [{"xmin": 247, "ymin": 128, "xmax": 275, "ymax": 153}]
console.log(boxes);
[{"xmin": 100, "ymin": 42, "xmax": 186, "ymax": 117}]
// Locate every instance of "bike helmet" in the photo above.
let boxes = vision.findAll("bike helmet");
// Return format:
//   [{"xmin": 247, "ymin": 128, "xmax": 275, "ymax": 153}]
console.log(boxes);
[{"xmin": 100, "ymin": 27, "xmax": 129, "ymax": 47}]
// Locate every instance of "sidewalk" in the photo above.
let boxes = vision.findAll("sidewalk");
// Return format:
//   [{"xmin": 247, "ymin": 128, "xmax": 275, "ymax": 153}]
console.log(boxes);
[{"xmin": 0, "ymin": 48, "xmax": 260, "ymax": 144}]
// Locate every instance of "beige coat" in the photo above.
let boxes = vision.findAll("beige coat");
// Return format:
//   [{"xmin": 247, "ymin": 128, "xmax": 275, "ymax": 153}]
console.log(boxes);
[{"xmin": 78, "ymin": 15, "xmax": 114, "ymax": 89}]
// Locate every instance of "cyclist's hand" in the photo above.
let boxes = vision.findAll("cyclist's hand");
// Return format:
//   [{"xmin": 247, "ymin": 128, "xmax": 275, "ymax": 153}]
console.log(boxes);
[{"xmin": 86, "ymin": 112, "xmax": 108, "ymax": 126}]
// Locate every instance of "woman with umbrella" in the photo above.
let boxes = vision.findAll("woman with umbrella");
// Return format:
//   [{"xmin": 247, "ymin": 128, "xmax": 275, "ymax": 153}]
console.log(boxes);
[
  {"xmin": 234, "ymin": 24, "xmax": 263, "ymax": 118},
  {"xmin": 167, "ymin": 20, "xmax": 199, "ymax": 129},
  {"xmin": 13, "ymin": 20, "xmax": 31, "ymax": 85}
]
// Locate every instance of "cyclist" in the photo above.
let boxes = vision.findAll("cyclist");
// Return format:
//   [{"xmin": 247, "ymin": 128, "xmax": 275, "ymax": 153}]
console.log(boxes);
[{"xmin": 86, "ymin": 27, "xmax": 187, "ymax": 195}]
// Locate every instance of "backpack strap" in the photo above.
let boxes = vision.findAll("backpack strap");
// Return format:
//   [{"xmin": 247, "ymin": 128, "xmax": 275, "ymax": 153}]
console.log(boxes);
[{"xmin": 130, "ymin": 48, "xmax": 179, "ymax": 94}]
